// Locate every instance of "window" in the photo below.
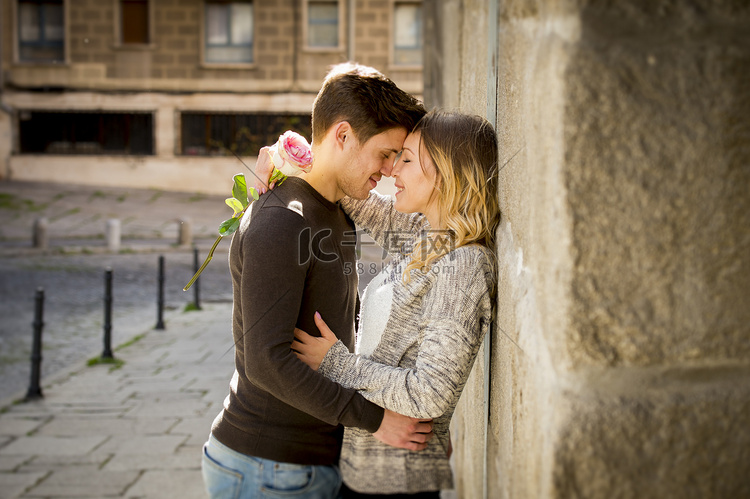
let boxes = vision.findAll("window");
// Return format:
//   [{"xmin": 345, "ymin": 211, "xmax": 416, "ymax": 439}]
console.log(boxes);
[
  {"xmin": 205, "ymin": 1, "xmax": 253, "ymax": 64},
  {"xmin": 17, "ymin": 0, "xmax": 64, "ymax": 63},
  {"xmin": 393, "ymin": 2, "xmax": 422, "ymax": 66},
  {"xmin": 19, "ymin": 111, "xmax": 154, "ymax": 155},
  {"xmin": 120, "ymin": 0, "xmax": 149, "ymax": 44},
  {"xmin": 181, "ymin": 113, "xmax": 311, "ymax": 157},
  {"xmin": 306, "ymin": 0, "xmax": 339, "ymax": 49}
]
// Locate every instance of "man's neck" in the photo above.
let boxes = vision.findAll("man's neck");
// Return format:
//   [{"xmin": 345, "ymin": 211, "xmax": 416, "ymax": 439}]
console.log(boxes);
[{"xmin": 298, "ymin": 170, "xmax": 342, "ymax": 203}]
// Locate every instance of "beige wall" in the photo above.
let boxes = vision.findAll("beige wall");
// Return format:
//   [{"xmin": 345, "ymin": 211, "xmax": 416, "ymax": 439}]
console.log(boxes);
[
  {"xmin": 8, "ymin": 155, "xmax": 251, "ymax": 195},
  {"xmin": 1, "ymin": 88, "xmax": 317, "ymax": 193},
  {"xmin": 431, "ymin": 1, "xmax": 750, "ymax": 497}
]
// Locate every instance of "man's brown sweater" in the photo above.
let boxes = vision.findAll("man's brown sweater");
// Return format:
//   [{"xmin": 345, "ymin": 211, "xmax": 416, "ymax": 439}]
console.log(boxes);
[{"xmin": 210, "ymin": 177, "xmax": 384, "ymax": 465}]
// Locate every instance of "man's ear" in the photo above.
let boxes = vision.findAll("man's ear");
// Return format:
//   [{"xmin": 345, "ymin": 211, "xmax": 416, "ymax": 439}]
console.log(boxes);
[{"xmin": 332, "ymin": 121, "xmax": 353, "ymax": 150}]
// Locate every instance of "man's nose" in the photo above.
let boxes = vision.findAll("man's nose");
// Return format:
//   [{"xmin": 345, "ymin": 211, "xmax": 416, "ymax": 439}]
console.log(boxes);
[{"xmin": 380, "ymin": 160, "xmax": 394, "ymax": 177}]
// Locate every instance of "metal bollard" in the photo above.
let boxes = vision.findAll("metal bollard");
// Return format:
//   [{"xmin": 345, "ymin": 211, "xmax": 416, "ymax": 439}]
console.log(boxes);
[
  {"xmin": 155, "ymin": 255, "xmax": 165, "ymax": 330},
  {"xmin": 192, "ymin": 246, "xmax": 201, "ymax": 310},
  {"xmin": 102, "ymin": 268, "xmax": 114, "ymax": 359},
  {"xmin": 25, "ymin": 288, "xmax": 45, "ymax": 400},
  {"xmin": 32, "ymin": 217, "xmax": 49, "ymax": 249}
]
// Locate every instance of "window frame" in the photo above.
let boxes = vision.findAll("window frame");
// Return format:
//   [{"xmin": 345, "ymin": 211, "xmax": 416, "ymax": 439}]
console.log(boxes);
[
  {"xmin": 13, "ymin": 0, "xmax": 69, "ymax": 65},
  {"xmin": 390, "ymin": 0, "xmax": 423, "ymax": 69},
  {"xmin": 113, "ymin": 0, "xmax": 155, "ymax": 50},
  {"xmin": 302, "ymin": 0, "xmax": 345, "ymax": 53},
  {"xmin": 200, "ymin": 0, "xmax": 256, "ymax": 68}
]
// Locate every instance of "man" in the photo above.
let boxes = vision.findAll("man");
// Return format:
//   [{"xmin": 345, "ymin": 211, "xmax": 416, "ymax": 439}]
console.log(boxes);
[{"xmin": 202, "ymin": 63, "xmax": 430, "ymax": 498}]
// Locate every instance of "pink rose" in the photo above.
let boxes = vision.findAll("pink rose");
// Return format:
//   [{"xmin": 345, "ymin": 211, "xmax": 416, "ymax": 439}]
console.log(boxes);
[{"xmin": 270, "ymin": 131, "xmax": 313, "ymax": 176}]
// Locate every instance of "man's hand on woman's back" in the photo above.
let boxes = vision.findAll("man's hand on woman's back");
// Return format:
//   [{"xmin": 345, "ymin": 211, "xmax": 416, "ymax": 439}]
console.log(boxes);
[{"xmin": 374, "ymin": 409, "xmax": 434, "ymax": 451}]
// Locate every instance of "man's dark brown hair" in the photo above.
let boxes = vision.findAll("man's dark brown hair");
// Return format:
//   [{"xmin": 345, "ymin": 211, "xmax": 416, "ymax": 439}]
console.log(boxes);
[{"xmin": 311, "ymin": 63, "xmax": 426, "ymax": 145}]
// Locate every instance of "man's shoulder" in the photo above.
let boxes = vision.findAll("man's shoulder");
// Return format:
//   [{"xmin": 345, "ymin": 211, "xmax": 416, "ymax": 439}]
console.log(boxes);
[
  {"xmin": 255, "ymin": 179, "xmax": 338, "ymax": 221},
  {"xmin": 248, "ymin": 181, "xmax": 310, "ymax": 224},
  {"xmin": 232, "ymin": 196, "xmax": 309, "ymax": 259}
]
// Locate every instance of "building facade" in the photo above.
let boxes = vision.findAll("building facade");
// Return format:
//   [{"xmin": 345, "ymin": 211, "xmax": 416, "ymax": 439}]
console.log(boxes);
[{"xmin": 0, "ymin": 0, "xmax": 423, "ymax": 194}]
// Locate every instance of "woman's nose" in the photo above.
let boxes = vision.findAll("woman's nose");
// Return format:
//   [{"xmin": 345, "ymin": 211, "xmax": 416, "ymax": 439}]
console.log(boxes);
[{"xmin": 390, "ymin": 161, "xmax": 401, "ymax": 177}]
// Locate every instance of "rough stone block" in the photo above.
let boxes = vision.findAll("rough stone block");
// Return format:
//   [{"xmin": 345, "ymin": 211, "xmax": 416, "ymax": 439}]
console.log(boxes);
[
  {"xmin": 551, "ymin": 371, "xmax": 750, "ymax": 498},
  {"xmin": 563, "ymin": 1, "xmax": 750, "ymax": 368}
]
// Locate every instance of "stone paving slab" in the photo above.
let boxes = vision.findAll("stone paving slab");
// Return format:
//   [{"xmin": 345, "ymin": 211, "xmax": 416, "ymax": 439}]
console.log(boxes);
[
  {"xmin": 0, "ymin": 455, "xmax": 29, "ymax": 472},
  {"xmin": 103, "ymin": 448, "xmax": 200, "ymax": 473},
  {"xmin": 170, "ymin": 418, "xmax": 216, "ymax": 447},
  {"xmin": 96, "ymin": 434, "xmax": 188, "ymax": 456},
  {"xmin": 36, "ymin": 416, "xmax": 177, "ymax": 437},
  {"xmin": 17, "ymin": 451, "xmax": 112, "ymax": 470},
  {"xmin": 22, "ymin": 466, "xmax": 140, "ymax": 498},
  {"xmin": 126, "ymin": 469, "xmax": 207, "ymax": 499},
  {"xmin": 0, "ymin": 419, "xmax": 46, "ymax": 437},
  {"xmin": 0, "ymin": 471, "xmax": 47, "ymax": 499},
  {"xmin": 0, "ymin": 435, "xmax": 107, "ymax": 457}
]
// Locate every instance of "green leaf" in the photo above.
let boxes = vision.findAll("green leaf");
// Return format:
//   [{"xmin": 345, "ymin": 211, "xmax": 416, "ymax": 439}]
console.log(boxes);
[
  {"xmin": 249, "ymin": 187, "xmax": 259, "ymax": 201},
  {"xmin": 232, "ymin": 174, "xmax": 248, "ymax": 208},
  {"xmin": 218, "ymin": 217, "xmax": 241, "ymax": 236},
  {"xmin": 225, "ymin": 197, "xmax": 244, "ymax": 216}
]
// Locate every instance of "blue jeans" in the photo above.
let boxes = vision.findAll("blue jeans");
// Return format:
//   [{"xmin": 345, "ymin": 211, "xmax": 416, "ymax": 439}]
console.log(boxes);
[{"xmin": 202, "ymin": 434, "xmax": 342, "ymax": 499}]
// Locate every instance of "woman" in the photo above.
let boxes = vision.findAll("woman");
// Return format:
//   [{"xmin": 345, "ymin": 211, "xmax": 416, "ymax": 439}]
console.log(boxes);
[{"xmin": 262, "ymin": 110, "xmax": 499, "ymax": 497}]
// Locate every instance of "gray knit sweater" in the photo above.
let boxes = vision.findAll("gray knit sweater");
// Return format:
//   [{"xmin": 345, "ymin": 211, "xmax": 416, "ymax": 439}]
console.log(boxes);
[{"xmin": 321, "ymin": 191, "xmax": 496, "ymax": 494}]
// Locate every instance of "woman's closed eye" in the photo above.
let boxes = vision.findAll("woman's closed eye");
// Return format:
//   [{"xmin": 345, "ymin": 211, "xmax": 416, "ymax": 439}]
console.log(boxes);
[{"xmin": 393, "ymin": 151, "xmax": 403, "ymax": 165}]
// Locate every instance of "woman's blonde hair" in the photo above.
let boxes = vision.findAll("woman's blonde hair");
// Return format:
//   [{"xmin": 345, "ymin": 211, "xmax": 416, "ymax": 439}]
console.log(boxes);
[{"xmin": 403, "ymin": 110, "xmax": 500, "ymax": 280}]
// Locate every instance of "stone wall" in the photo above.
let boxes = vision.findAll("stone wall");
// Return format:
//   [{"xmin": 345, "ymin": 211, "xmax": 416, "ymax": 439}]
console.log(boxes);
[{"xmin": 427, "ymin": 1, "xmax": 750, "ymax": 497}]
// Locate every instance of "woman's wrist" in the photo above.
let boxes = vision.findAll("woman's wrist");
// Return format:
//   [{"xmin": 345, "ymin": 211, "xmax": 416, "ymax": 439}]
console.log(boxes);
[{"xmin": 318, "ymin": 340, "xmax": 347, "ymax": 379}]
